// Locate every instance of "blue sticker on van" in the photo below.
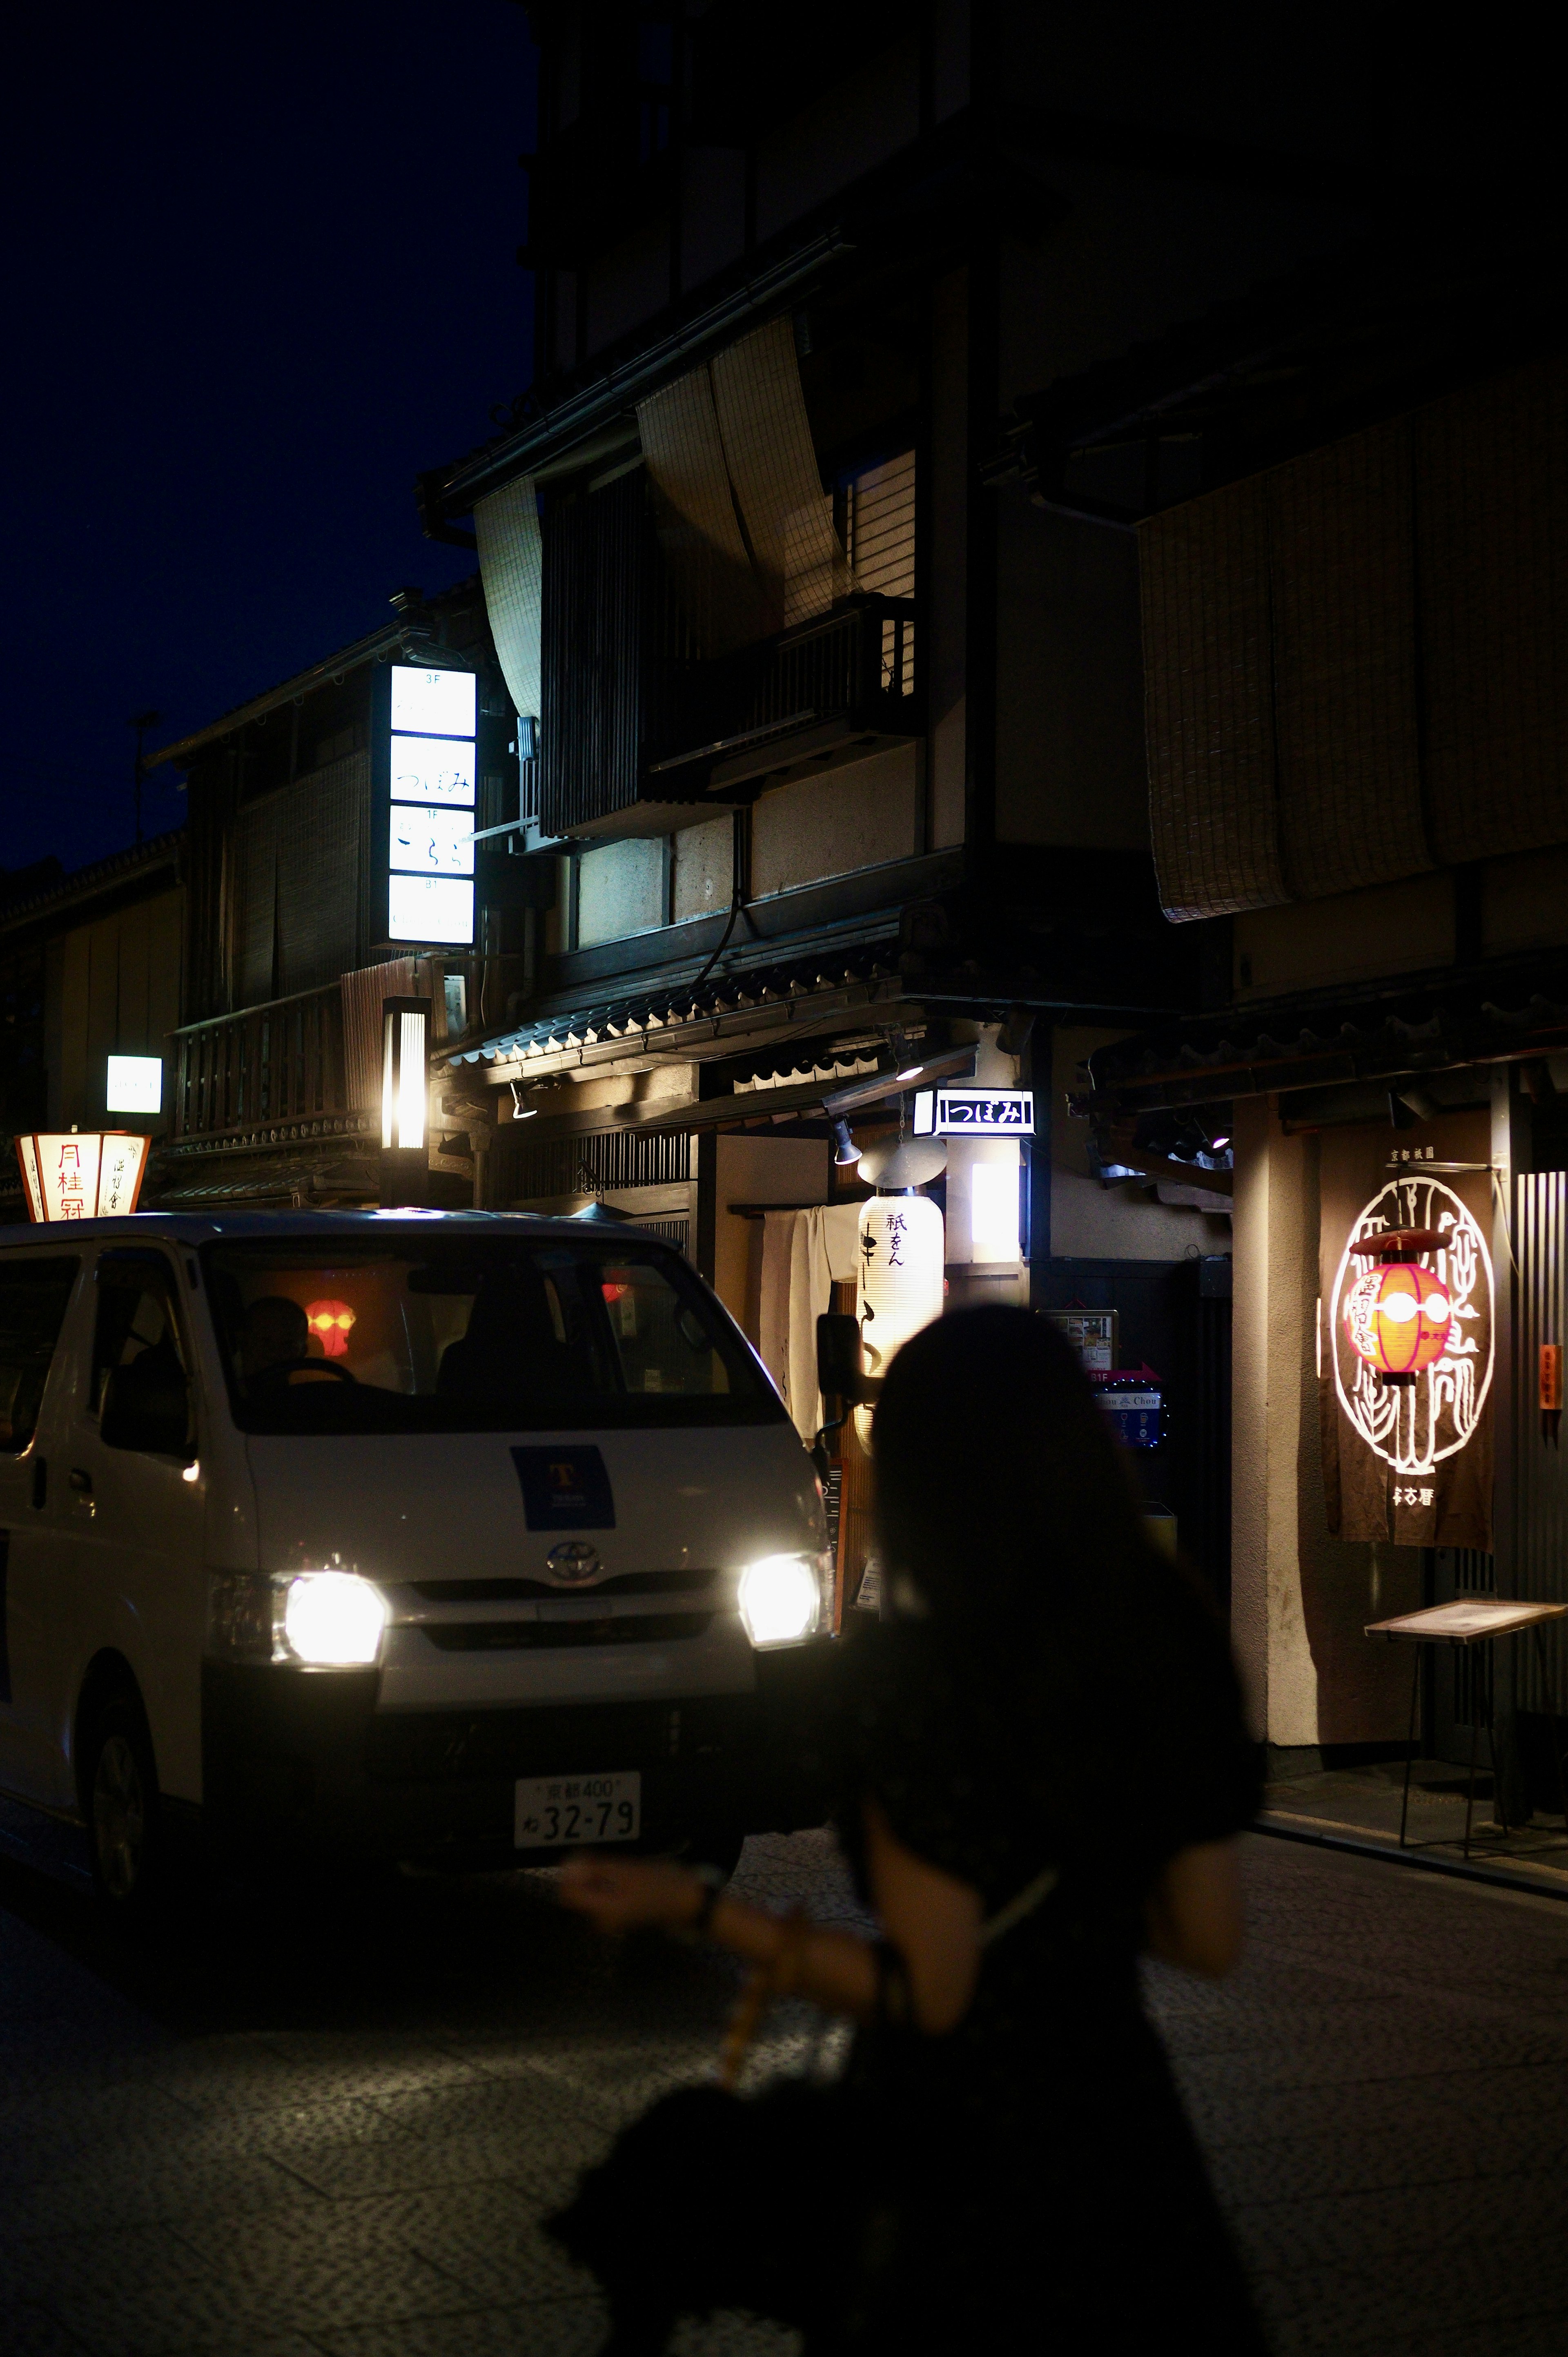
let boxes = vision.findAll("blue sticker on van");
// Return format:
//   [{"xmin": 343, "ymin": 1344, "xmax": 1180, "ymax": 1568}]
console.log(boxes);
[{"xmin": 512, "ymin": 1446, "xmax": 616, "ymax": 1530}]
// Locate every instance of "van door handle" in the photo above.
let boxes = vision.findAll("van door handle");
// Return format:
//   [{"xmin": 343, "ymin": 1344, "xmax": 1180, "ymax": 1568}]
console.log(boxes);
[{"xmin": 69, "ymin": 1468, "xmax": 93, "ymax": 1494}]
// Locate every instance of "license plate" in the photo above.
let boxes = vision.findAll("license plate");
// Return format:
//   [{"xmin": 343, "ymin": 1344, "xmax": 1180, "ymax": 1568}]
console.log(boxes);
[{"xmin": 514, "ymin": 1771, "xmax": 641, "ymax": 1850}]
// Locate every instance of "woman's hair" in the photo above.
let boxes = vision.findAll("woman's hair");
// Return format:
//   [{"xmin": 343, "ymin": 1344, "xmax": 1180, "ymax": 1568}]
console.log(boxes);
[{"xmin": 872, "ymin": 1306, "xmax": 1158, "ymax": 1642}]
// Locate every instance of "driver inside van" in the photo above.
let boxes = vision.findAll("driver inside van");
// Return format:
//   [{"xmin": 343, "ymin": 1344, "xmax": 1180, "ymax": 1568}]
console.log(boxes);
[{"xmin": 238, "ymin": 1295, "xmax": 311, "ymax": 1385}]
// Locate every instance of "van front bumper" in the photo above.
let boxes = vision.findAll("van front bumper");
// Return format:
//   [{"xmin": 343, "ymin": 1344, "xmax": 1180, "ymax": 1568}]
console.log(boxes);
[{"xmin": 201, "ymin": 1643, "xmax": 837, "ymax": 1865}]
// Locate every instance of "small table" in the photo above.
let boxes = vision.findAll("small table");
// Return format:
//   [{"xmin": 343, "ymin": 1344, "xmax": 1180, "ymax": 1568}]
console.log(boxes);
[{"xmin": 1365, "ymin": 1599, "xmax": 1568, "ymax": 1858}]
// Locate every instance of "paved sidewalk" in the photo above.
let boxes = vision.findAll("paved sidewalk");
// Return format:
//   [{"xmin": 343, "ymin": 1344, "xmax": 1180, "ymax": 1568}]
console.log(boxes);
[
  {"xmin": 1261, "ymin": 1757, "xmax": 1568, "ymax": 1893},
  {"xmin": 4, "ymin": 1828, "xmax": 1568, "ymax": 2352}
]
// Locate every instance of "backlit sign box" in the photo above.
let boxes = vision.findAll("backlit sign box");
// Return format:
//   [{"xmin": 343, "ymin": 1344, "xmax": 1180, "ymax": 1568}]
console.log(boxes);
[
  {"xmin": 385, "ymin": 665, "xmax": 476, "ymax": 948},
  {"xmin": 16, "ymin": 1132, "xmax": 150, "ymax": 1221},
  {"xmin": 911, "ymin": 1087, "xmax": 1035, "ymax": 1138}
]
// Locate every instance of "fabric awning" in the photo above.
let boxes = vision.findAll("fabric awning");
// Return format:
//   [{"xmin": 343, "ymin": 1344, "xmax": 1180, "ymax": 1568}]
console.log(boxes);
[{"xmin": 474, "ymin": 473, "xmax": 543, "ymax": 722}]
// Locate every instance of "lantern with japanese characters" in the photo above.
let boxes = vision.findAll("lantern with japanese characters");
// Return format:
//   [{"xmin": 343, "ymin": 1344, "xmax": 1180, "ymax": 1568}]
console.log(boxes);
[
  {"xmin": 1342, "ymin": 1229, "xmax": 1452, "ymax": 1387},
  {"xmin": 854, "ymin": 1192, "xmax": 944, "ymax": 1445}
]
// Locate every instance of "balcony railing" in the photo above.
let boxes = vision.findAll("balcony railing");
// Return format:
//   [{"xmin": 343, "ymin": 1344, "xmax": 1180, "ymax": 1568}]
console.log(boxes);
[
  {"xmin": 172, "ymin": 983, "xmax": 349, "ymax": 1145},
  {"xmin": 645, "ymin": 593, "xmax": 921, "ymax": 800}
]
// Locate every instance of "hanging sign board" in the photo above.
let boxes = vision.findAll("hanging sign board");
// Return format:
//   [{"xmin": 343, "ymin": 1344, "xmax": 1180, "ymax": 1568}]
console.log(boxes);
[
  {"xmin": 1319, "ymin": 1121, "xmax": 1494, "ymax": 1548},
  {"xmin": 14, "ymin": 1133, "xmax": 150, "ymax": 1223},
  {"xmin": 911, "ymin": 1087, "xmax": 1034, "ymax": 1137},
  {"xmin": 385, "ymin": 664, "xmax": 477, "ymax": 949}
]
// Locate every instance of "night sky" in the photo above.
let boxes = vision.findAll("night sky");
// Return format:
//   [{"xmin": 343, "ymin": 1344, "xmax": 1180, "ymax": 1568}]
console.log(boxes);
[{"xmin": 4, "ymin": 2, "xmax": 536, "ymax": 879}]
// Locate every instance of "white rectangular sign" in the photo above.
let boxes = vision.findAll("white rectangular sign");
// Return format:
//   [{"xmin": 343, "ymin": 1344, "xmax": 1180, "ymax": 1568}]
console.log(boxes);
[
  {"xmin": 912, "ymin": 1087, "xmax": 1035, "ymax": 1137},
  {"xmin": 388, "ymin": 876, "xmax": 474, "ymax": 945},
  {"xmin": 390, "ymin": 734, "xmax": 476, "ymax": 807},
  {"xmin": 390, "ymin": 665, "xmax": 477, "ymax": 736},
  {"xmin": 390, "ymin": 805, "xmax": 477, "ymax": 877},
  {"xmin": 105, "ymin": 1054, "xmax": 163, "ymax": 1113}
]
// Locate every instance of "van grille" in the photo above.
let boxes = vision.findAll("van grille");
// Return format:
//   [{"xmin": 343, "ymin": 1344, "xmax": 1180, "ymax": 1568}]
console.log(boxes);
[
  {"xmin": 422, "ymin": 1612, "xmax": 713, "ymax": 1652},
  {"xmin": 409, "ymin": 1570, "xmax": 717, "ymax": 1603}
]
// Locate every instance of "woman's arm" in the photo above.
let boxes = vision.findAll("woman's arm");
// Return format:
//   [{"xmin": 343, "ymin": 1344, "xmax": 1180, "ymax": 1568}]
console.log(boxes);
[
  {"xmin": 557, "ymin": 1799, "xmax": 983, "ymax": 2034},
  {"xmin": 1143, "ymin": 1838, "xmax": 1243, "ymax": 1977}
]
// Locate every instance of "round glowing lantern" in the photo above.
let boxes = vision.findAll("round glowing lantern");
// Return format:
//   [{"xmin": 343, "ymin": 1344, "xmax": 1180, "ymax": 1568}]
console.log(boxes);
[
  {"xmin": 305, "ymin": 1299, "xmax": 357, "ymax": 1359},
  {"xmin": 1343, "ymin": 1230, "xmax": 1451, "ymax": 1387},
  {"xmin": 854, "ymin": 1191, "xmax": 945, "ymax": 1446}
]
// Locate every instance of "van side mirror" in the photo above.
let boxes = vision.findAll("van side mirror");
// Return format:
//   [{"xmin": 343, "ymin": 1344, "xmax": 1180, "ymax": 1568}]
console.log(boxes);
[
  {"xmin": 816, "ymin": 1313, "xmax": 879, "ymax": 1406},
  {"xmin": 101, "ymin": 1359, "xmax": 193, "ymax": 1459}
]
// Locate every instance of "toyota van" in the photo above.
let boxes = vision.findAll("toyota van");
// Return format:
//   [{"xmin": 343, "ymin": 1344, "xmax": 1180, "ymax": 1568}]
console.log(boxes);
[{"xmin": 0, "ymin": 1212, "xmax": 835, "ymax": 1908}]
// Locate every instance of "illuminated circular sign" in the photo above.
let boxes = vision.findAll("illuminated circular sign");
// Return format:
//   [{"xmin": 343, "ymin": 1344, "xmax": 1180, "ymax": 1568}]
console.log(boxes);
[{"xmin": 1327, "ymin": 1177, "xmax": 1492, "ymax": 1474}]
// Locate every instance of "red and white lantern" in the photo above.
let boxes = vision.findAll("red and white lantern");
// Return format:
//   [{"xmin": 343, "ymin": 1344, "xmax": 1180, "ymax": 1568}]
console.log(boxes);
[{"xmin": 1343, "ymin": 1229, "xmax": 1452, "ymax": 1387}]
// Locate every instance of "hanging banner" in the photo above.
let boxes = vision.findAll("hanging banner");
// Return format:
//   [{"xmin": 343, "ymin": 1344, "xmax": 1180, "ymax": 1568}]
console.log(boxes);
[
  {"xmin": 1319, "ymin": 1116, "xmax": 1494, "ymax": 1548},
  {"xmin": 15, "ymin": 1133, "xmax": 150, "ymax": 1222}
]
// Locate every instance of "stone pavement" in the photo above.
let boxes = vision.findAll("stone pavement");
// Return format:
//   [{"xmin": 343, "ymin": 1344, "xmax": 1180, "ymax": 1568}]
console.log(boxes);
[
  {"xmin": 1261, "ymin": 1757, "xmax": 1568, "ymax": 1894},
  {"xmin": 4, "ymin": 1826, "xmax": 1568, "ymax": 2354}
]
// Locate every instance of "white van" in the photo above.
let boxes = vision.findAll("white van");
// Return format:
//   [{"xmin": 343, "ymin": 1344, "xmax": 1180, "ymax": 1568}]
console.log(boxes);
[{"xmin": 0, "ymin": 1213, "xmax": 834, "ymax": 1909}]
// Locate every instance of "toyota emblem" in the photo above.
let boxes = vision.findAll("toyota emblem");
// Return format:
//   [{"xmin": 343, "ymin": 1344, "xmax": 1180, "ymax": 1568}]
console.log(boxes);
[{"xmin": 546, "ymin": 1540, "xmax": 601, "ymax": 1584}]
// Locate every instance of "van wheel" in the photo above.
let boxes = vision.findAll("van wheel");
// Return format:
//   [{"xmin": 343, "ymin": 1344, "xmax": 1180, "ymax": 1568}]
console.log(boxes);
[{"xmin": 85, "ymin": 1696, "xmax": 161, "ymax": 1914}]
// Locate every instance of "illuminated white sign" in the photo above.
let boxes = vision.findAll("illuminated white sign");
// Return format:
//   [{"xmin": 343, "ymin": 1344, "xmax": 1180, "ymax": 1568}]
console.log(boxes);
[
  {"xmin": 390, "ymin": 806, "xmax": 476, "ymax": 877},
  {"xmin": 912, "ymin": 1087, "xmax": 1034, "ymax": 1137},
  {"xmin": 388, "ymin": 876, "xmax": 475, "ymax": 945},
  {"xmin": 390, "ymin": 667, "xmax": 476, "ymax": 736},
  {"xmin": 390, "ymin": 735, "xmax": 476, "ymax": 806},
  {"xmin": 105, "ymin": 1054, "xmax": 163, "ymax": 1114},
  {"xmin": 15, "ymin": 1132, "xmax": 150, "ymax": 1221},
  {"xmin": 386, "ymin": 665, "xmax": 476, "ymax": 947}
]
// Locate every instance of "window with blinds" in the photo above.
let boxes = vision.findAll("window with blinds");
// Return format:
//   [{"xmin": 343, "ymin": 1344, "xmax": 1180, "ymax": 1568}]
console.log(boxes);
[{"xmin": 844, "ymin": 448, "xmax": 915, "ymax": 693}]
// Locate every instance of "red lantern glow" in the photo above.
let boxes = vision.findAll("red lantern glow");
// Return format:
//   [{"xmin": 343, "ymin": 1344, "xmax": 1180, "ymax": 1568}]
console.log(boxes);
[
  {"xmin": 305, "ymin": 1299, "xmax": 357, "ymax": 1359},
  {"xmin": 1343, "ymin": 1246, "xmax": 1451, "ymax": 1387}
]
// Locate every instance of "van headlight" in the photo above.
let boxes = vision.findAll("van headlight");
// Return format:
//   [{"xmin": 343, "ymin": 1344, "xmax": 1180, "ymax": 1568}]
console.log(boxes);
[
  {"xmin": 283, "ymin": 1571, "xmax": 388, "ymax": 1666},
  {"xmin": 737, "ymin": 1554, "xmax": 822, "ymax": 1648},
  {"xmin": 207, "ymin": 1568, "xmax": 388, "ymax": 1667}
]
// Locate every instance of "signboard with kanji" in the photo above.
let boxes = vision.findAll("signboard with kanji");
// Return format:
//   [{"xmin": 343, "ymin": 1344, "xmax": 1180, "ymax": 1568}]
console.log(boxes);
[
  {"xmin": 14, "ymin": 1133, "xmax": 150, "ymax": 1223},
  {"xmin": 912, "ymin": 1087, "xmax": 1034, "ymax": 1137}
]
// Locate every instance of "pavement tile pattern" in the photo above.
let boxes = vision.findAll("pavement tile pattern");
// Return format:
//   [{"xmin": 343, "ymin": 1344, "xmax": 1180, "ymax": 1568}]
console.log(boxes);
[{"xmin": 3, "ymin": 1829, "xmax": 1568, "ymax": 2352}]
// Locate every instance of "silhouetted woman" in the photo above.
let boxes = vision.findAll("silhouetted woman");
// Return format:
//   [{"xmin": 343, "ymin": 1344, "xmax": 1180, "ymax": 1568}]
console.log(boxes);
[{"xmin": 557, "ymin": 1306, "xmax": 1265, "ymax": 2352}]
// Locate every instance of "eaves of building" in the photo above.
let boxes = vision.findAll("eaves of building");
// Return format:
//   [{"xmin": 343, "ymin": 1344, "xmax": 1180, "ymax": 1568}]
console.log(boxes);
[{"xmin": 0, "ymin": 829, "xmax": 185, "ymax": 947}]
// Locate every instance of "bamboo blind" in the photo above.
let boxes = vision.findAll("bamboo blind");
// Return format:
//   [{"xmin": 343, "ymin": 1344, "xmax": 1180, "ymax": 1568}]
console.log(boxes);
[{"xmin": 1140, "ymin": 355, "xmax": 1568, "ymax": 921}]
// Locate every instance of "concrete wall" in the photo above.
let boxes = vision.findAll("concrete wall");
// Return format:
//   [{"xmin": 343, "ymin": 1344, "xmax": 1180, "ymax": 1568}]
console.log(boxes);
[
  {"xmin": 671, "ymin": 815, "xmax": 732, "ymax": 925},
  {"xmin": 577, "ymin": 838, "xmax": 664, "ymax": 946},
  {"xmin": 749, "ymin": 743, "xmax": 921, "ymax": 900},
  {"xmin": 1235, "ymin": 874, "xmax": 1455, "ymax": 1001},
  {"xmin": 1229, "ymin": 1097, "xmax": 1423, "ymax": 1750}
]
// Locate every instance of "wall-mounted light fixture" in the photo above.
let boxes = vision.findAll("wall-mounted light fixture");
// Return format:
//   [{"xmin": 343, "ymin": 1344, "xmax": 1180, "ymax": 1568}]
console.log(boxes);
[
  {"xmin": 832, "ymin": 1119, "xmax": 861, "ymax": 1168},
  {"xmin": 381, "ymin": 995, "xmax": 431, "ymax": 1206}
]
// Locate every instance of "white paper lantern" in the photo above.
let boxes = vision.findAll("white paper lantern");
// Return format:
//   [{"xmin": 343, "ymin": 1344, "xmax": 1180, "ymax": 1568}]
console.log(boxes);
[{"xmin": 855, "ymin": 1192, "xmax": 944, "ymax": 1445}]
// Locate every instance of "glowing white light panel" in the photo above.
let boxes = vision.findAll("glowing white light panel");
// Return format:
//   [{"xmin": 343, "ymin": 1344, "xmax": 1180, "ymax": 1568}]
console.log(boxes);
[
  {"xmin": 390, "ymin": 667, "xmax": 476, "ymax": 736},
  {"xmin": 387, "ymin": 665, "xmax": 476, "ymax": 945},
  {"xmin": 388, "ymin": 876, "xmax": 474, "ymax": 945},
  {"xmin": 389, "ymin": 735, "xmax": 476, "ymax": 806},
  {"xmin": 390, "ymin": 806, "xmax": 476, "ymax": 876},
  {"xmin": 105, "ymin": 1054, "xmax": 163, "ymax": 1113}
]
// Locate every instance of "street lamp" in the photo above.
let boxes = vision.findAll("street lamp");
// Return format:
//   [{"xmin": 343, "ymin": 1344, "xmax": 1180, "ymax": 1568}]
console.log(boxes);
[{"xmin": 381, "ymin": 996, "xmax": 431, "ymax": 1207}]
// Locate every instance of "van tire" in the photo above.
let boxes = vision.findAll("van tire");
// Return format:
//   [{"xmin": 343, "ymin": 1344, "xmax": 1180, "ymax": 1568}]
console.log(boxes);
[{"xmin": 84, "ymin": 1694, "xmax": 162, "ymax": 1916}]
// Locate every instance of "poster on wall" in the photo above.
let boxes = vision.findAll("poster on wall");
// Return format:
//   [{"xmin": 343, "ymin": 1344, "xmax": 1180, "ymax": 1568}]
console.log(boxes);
[{"xmin": 1319, "ymin": 1115, "xmax": 1494, "ymax": 1548}]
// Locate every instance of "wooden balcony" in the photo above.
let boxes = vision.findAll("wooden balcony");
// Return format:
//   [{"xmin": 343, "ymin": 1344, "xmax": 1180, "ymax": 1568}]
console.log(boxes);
[
  {"xmin": 648, "ymin": 593, "xmax": 921, "ymax": 798},
  {"xmin": 171, "ymin": 983, "xmax": 354, "ymax": 1147}
]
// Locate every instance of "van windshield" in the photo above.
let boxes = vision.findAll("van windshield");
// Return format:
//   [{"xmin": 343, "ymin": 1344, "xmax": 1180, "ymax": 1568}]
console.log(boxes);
[{"xmin": 202, "ymin": 1236, "xmax": 784, "ymax": 1434}]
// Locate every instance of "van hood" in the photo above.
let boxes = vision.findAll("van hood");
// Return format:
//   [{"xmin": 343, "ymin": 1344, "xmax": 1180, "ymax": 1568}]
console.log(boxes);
[{"xmin": 245, "ymin": 1422, "xmax": 822, "ymax": 1585}]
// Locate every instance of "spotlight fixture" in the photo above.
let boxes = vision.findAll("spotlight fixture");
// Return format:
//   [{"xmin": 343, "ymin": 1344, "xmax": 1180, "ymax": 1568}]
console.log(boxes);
[{"xmin": 832, "ymin": 1119, "xmax": 862, "ymax": 1168}]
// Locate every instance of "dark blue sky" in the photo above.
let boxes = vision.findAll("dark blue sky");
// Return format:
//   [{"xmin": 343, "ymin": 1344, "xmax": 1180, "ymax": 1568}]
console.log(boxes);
[{"xmin": 3, "ymin": 2, "xmax": 535, "ymax": 877}]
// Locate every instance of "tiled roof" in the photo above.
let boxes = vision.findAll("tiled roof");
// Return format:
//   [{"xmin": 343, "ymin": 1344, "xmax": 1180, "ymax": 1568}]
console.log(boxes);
[{"xmin": 447, "ymin": 943, "xmax": 902, "ymax": 1076}]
